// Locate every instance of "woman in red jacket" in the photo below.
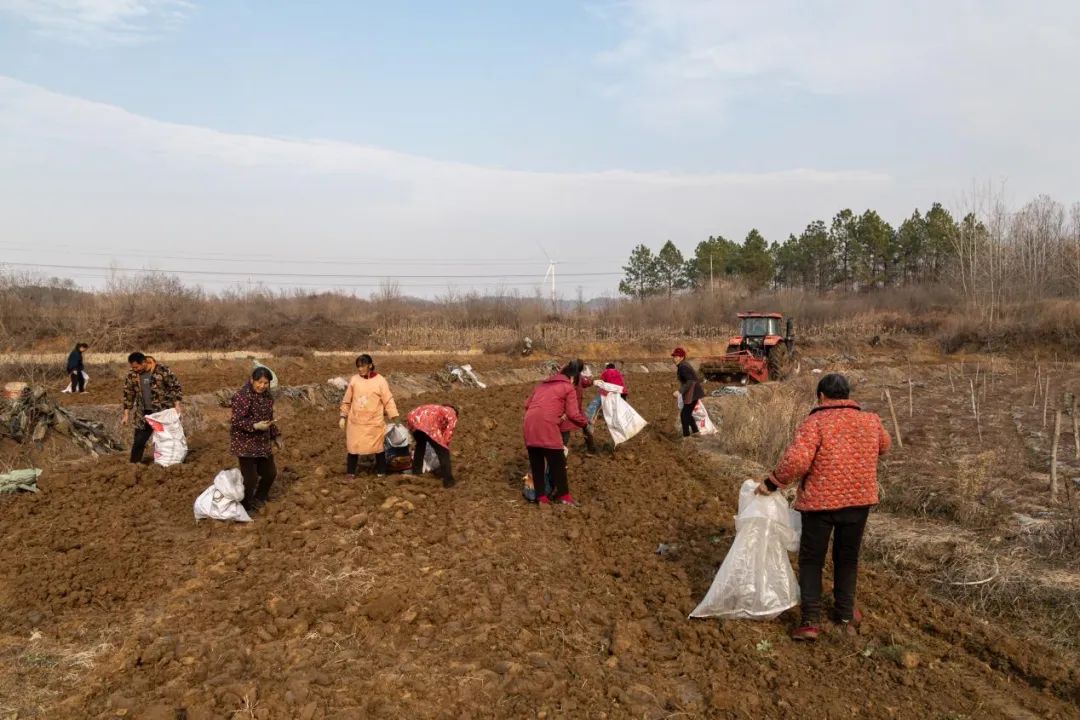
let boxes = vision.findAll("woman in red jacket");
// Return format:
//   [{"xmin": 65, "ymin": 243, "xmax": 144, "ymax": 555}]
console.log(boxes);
[
  {"xmin": 756, "ymin": 373, "xmax": 891, "ymax": 641},
  {"xmin": 524, "ymin": 360, "xmax": 589, "ymax": 506}
]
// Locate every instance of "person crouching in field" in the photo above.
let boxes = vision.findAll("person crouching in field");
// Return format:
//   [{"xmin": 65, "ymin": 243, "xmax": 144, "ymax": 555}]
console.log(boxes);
[
  {"xmin": 756, "ymin": 373, "xmax": 891, "ymax": 642},
  {"xmin": 586, "ymin": 362, "xmax": 628, "ymax": 421},
  {"xmin": 339, "ymin": 354, "xmax": 399, "ymax": 479},
  {"xmin": 524, "ymin": 360, "xmax": 589, "ymax": 506},
  {"xmin": 66, "ymin": 342, "xmax": 89, "ymax": 393},
  {"xmin": 230, "ymin": 367, "xmax": 281, "ymax": 513},
  {"xmin": 121, "ymin": 352, "xmax": 183, "ymax": 463},
  {"xmin": 406, "ymin": 404, "xmax": 459, "ymax": 488}
]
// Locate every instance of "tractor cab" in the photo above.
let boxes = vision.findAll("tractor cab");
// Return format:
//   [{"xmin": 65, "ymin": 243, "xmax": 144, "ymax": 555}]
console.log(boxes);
[{"xmin": 731, "ymin": 313, "xmax": 790, "ymax": 355}]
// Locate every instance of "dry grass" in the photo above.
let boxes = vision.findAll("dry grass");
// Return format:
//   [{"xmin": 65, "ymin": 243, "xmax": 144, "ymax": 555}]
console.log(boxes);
[
  {"xmin": 878, "ymin": 449, "xmax": 1014, "ymax": 530},
  {"xmin": 6, "ymin": 269, "xmax": 1080, "ymax": 354},
  {"xmin": 703, "ymin": 374, "xmax": 816, "ymax": 469},
  {"xmin": 865, "ymin": 513, "xmax": 1080, "ymax": 653}
]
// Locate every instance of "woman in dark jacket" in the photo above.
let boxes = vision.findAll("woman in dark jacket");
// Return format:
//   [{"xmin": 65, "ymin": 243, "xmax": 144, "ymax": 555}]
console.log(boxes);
[
  {"xmin": 230, "ymin": 367, "xmax": 281, "ymax": 513},
  {"xmin": 66, "ymin": 342, "xmax": 89, "ymax": 393},
  {"xmin": 672, "ymin": 347, "xmax": 705, "ymax": 437},
  {"xmin": 523, "ymin": 360, "xmax": 589, "ymax": 505}
]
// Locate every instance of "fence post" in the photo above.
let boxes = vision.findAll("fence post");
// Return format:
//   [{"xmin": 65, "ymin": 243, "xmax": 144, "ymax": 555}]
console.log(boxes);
[{"xmin": 885, "ymin": 389, "xmax": 903, "ymax": 449}]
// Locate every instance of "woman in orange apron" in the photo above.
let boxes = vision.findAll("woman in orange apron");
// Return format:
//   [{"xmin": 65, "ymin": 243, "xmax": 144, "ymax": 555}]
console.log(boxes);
[{"xmin": 339, "ymin": 354, "xmax": 399, "ymax": 478}]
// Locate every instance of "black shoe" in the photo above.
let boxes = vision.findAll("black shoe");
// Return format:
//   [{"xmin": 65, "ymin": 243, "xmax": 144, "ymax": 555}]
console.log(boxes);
[{"xmin": 442, "ymin": 477, "xmax": 457, "ymax": 489}]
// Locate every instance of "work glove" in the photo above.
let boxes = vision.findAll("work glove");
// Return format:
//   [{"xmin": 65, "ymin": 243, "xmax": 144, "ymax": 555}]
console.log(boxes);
[
  {"xmin": 339, "ymin": 417, "xmax": 347, "ymax": 430},
  {"xmin": 253, "ymin": 420, "xmax": 272, "ymax": 431}
]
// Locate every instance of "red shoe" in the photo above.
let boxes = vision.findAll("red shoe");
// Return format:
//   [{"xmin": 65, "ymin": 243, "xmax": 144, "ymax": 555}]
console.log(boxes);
[
  {"xmin": 556, "ymin": 494, "xmax": 578, "ymax": 506},
  {"xmin": 791, "ymin": 625, "xmax": 821, "ymax": 642},
  {"xmin": 538, "ymin": 496, "xmax": 551, "ymax": 505}
]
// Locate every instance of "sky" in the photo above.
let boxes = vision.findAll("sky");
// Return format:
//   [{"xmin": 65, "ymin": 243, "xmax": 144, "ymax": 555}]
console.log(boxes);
[{"xmin": 1, "ymin": 0, "xmax": 1077, "ymax": 298}]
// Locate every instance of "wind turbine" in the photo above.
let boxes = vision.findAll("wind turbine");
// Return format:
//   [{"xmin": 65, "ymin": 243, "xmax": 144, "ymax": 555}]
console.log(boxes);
[{"xmin": 540, "ymin": 245, "xmax": 557, "ymax": 314}]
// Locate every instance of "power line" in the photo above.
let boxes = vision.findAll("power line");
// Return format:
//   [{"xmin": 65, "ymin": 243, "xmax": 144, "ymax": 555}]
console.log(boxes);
[
  {"xmin": 0, "ymin": 261, "xmax": 622, "ymax": 280},
  {"xmin": 0, "ymin": 244, "xmax": 613, "ymax": 268}
]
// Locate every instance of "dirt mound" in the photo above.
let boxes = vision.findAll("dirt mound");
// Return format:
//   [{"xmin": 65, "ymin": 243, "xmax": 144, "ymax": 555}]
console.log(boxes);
[{"xmin": 1, "ymin": 365, "xmax": 1078, "ymax": 719}]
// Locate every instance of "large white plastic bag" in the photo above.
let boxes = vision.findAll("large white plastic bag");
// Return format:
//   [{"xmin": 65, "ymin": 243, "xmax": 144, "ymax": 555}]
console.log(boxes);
[
  {"xmin": 690, "ymin": 480, "xmax": 800, "ymax": 620},
  {"xmin": 692, "ymin": 401, "xmax": 718, "ymax": 435},
  {"xmin": 385, "ymin": 423, "xmax": 410, "ymax": 448},
  {"xmin": 194, "ymin": 469, "xmax": 252, "ymax": 523},
  {"xmin": 674, "ymin": 394, "xmax": 718, "ymax": 436},
  {"xmin": 62, "ymin": 371, "xmax": 89, "ymax": 393},
  {"xmin": 144, "ymin": 408, "xmax": 188, "ymax": 467},
  {"xmin": 596, "ymin": 380, "xmax": 647, "ymax": 445}
]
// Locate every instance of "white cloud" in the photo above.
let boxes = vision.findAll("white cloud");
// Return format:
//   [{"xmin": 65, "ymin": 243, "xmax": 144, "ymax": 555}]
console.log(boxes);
[
  {"xmin": 0, "ymin": 75, "xmax": 912, "ymax": 295},
  {"xmin": 599, "ymin": 0, "xmax": 1080, "ymax": 137},
  {"xmin": 0, "ymin": 0, "xmax": 192, "ymax": 45}
]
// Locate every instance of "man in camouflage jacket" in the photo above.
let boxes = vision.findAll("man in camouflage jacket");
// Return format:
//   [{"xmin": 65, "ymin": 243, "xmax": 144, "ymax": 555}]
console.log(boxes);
[{"xmin": 122, "ymin": 352, "xmax": 183, "ymax": 463}]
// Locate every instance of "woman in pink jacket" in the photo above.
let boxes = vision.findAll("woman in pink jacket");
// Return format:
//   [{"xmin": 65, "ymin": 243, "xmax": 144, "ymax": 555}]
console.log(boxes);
[{"xmin": 524, "ymin": 360, "xmax": 589, "ymax": 505}]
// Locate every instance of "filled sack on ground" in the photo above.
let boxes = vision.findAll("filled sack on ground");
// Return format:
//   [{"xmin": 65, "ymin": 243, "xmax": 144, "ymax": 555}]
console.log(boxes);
[
  {"xmin": 193, "ymin": 469, "xmax": 252, "ymax": 523},
  {"xmin": 690, "ymin": 479, "xmax": 800, "ymax": 620},
  {"xmin": 145, "ymin": 408, "xmax": 188, "ymax": 467}
]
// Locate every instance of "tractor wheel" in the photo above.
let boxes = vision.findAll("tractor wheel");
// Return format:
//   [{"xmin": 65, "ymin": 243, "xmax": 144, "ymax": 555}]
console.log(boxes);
[{"xmin": 767, "ymin": 344, "xmax": 794, "ymax": 381}]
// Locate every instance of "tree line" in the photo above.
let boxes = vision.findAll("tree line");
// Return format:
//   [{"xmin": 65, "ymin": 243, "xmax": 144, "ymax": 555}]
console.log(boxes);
[{"xmin": 619, "ymin": 194, "xmax": 1080, "ymax": 308}]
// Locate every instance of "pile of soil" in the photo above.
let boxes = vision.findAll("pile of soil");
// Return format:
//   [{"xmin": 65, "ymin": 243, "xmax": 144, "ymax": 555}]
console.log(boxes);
[{"xmin": 1, "ymin": 361, "xmax": 1078, "ymax": 719}]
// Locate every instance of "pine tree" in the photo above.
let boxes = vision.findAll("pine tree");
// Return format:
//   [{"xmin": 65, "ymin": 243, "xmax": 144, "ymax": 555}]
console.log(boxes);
[
  {"xmin": 618, "ymin": 244, "xmax": 661, "ymax": 302},
  {"xmin": 655, "ymin": 240, "xmax": 691, "ymax": 298},
  {"xmin": 734, "ymin": 229, "xmax": 774, "ymax": 290}
]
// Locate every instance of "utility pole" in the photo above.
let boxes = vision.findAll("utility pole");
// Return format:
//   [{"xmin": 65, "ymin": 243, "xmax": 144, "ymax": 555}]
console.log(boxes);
[{"xmin": 709, "ymin": 255, "xmax": 714, "ymax": 294}]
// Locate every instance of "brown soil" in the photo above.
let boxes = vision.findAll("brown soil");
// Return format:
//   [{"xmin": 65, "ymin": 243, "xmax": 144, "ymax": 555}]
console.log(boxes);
[{"xmin": 1, "ymin": 356, "xmax": 1078, "ymax": 719}]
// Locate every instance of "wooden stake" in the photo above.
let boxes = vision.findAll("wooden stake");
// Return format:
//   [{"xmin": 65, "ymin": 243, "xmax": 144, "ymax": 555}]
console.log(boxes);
[
  {"xmin": 947, "ymin": 365, "xmax": 955, "ymax": 392},
  {"xmin": 1033, "ymin": 370, "xmax": 1041, "ymax": 408},
  {"xmin": 885, "ymin": 389, "xmax": 903, "ymax": 449},
  {"xmin": 1043, "ymin": 377, "xmax": 1051, "ymax": 428},
  {"xmin": 1051, "ymin": 410, "xmax": 1062, "ymax": 502},
  {"xmin": 908, "ymin": 378, "xmax": 914, "ymax": 418},
  {"xmin": 1072, "ymin": 395, "xmax": 1079, "ymax": 462},
  {"xmin": 970, "ymin": 378, "xmax": 982, "ymax": 444}
]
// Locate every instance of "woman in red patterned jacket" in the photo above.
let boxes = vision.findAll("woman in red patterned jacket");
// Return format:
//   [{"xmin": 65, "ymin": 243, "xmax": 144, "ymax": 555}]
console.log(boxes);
[
  {"xmin": 230, "ymin": 367, "xmax": 281, "ymax": 513},
  {"xmin": 407, "ymin": 404, "xmax": 459, "ymax": 488},
  {"xmin": 756, "ymin": 373, "xmax": 891, "ymax": 641}
]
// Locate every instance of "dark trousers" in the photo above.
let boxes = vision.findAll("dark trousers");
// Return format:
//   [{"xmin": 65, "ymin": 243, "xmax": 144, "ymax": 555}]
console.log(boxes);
[
  {"xmin": 239, "ymin": 456, "xmax": 277, "ymax": 509},
  {"xmin": 347, "ymin": 452, "xmax": 386, "ymax": 475},
  {"xmin": 798, "ymin": 505, "xmax": 871, "ymax": 624},
  {"xmin": 130, "ymin": 426, "xmax": 153, "ymax": 463},
  {"xmin": 69, "ymin": 371, "xmax": 85, "ymax": 393},
  {"xmin": 411, "ymin": 431, "xmax": 454, "ymax": 484},
  {"xmin": 527, "ymin": 446, "xmax": 568, "ymax": 499},
  {"xmin": 680, "ymin": 403, "xmax": 699, "ymax": 437}
]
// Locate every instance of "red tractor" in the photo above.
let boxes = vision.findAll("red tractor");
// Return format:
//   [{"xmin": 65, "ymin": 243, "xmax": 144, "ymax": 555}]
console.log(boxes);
[{"xmin": 700, "ymin": 312, "xmax": 795, "ymax": 385}]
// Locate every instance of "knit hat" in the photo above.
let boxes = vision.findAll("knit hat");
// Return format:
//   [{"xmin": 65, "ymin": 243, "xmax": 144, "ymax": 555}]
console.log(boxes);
[{"xmin": 671, "ymin": 347, "xmax": 687, "ymax": 358}]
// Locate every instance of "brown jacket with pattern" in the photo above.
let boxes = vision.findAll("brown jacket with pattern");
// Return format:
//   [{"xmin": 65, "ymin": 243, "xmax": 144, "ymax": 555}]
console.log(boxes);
[{"xmin": 122, "ymin": 364, "xmax": 183, "ymax": 429}]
